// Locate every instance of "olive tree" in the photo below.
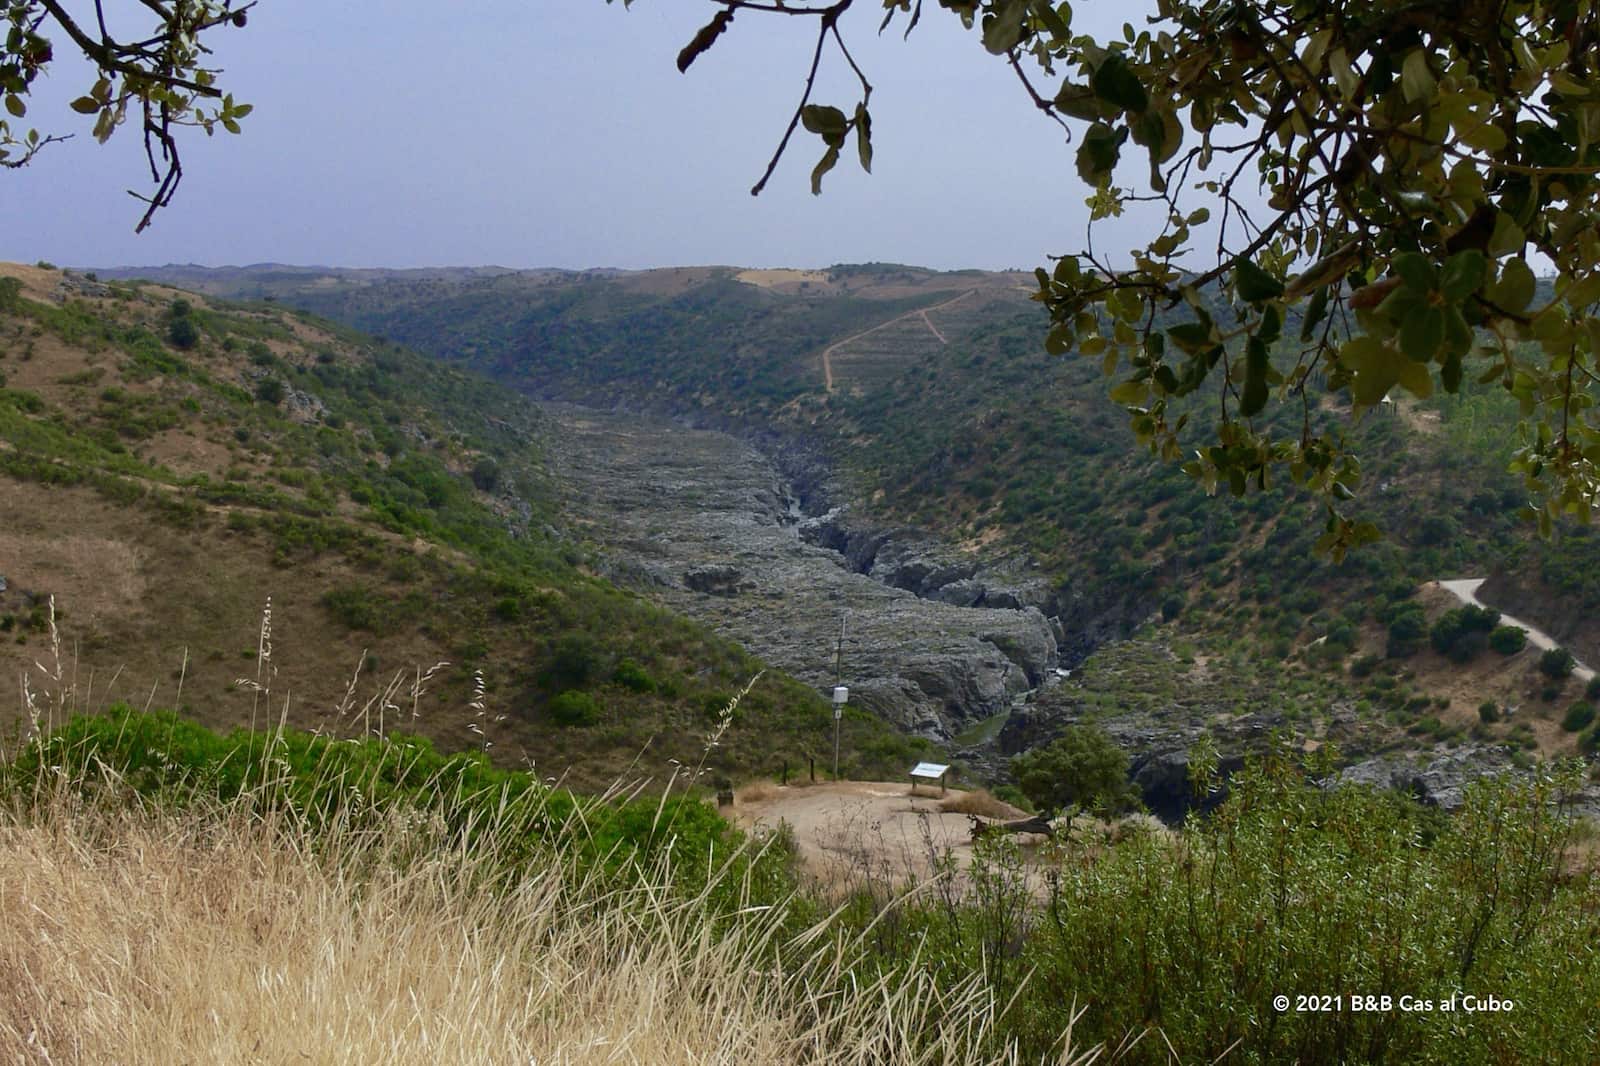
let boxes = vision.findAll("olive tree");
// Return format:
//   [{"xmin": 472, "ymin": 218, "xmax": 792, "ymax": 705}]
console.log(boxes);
[{"xmin": 621, "ymin": 0, "xmax": 1600, "ymax": 554}]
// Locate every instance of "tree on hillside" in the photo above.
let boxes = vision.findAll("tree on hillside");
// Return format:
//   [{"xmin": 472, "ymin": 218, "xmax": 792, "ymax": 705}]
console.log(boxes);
[
  {"xmin": 1, "ymin": 2, "xmax": 254, "ymax": 230},
  {"xmin": 625, "ymin": 0, "xmax": 1600, "ymax": 553},
  {"xmin": 1009, "ymin": 724, "xmax": 1139, "ymax": 814}
]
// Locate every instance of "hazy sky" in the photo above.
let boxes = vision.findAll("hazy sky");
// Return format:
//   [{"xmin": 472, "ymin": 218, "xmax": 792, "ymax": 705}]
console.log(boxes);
[{"xmin": 5, "ymin": 1, "xmax": 1156, "ymax": 271}]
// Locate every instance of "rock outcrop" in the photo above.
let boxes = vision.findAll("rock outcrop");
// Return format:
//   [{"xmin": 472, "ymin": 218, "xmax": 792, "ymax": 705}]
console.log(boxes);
[{"xmin": 542, "ymin": 403, "xmax": 1058, "ymax": 739}]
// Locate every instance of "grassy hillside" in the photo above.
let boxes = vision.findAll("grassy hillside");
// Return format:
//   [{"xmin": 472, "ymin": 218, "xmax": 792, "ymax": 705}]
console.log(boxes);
[
  {"xmin": 125, "ymin": 262, "xmax": 1600, "ymax": 763},
  {"xmin": 0, "ymin": 263, "xmax": 928, "ymax": 786}
]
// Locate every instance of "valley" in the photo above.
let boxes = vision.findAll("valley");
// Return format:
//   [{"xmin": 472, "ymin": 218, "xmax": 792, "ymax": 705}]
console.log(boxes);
[{"xmin": 65, "ymin": 261, "xmax": 1600, "ymax": 818}]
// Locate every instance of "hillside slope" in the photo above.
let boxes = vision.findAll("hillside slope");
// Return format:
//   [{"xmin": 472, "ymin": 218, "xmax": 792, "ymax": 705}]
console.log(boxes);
[
  {"xmin": 88, "ymin": 262, "xmax": 1600, "ymax": 798},
  {"xmin": 0, "ymin": 264, "xmax": 929, "ymax": 787}
]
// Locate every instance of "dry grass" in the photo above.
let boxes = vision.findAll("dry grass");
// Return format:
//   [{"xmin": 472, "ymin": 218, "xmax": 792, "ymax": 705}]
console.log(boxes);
[
  {"xmin": 939, "ymin": 789, "xmax": 1028, "ymax": 820},
  {"xmin": 0, "ymin": 778, "xmax": 1078, "ymax": 1066}
]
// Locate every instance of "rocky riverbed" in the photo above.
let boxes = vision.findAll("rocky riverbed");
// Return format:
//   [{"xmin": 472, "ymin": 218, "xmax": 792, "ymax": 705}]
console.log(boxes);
[{"xmin": 542, "ymin": 403, "xmax": 1061, "ymax": 740}]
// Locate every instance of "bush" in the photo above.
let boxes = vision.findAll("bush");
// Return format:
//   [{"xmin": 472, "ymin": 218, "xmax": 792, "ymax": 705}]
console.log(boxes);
[
  {"xmin": 1429, "ymin": 605, "xmax": 1500, "ymax": 662},
  {"xmin": 470, "ymin": 457, "xmax": 501, "ymax": 493},
  {"xmin": 1160, "ymin": 592, "xmax": 1186, "ymax": 623},
  {"xmin": 1478, "ymin": 701, "xmax": 1501, "ymax": 724},
  {"xmin": 1587, "ymin": 676, "xmax": 1600, "ymax": 701},
  {"xmin": 1489, "ymin": 625, "xmax": 1528, "ymax": 655},
  {"xmin": 1540, "ymin": 647, "xmax": 1575, "ymax": 679},
  {"xmin": 1009, "ymin": 725, "xmax": 1137, "ymax": 815},
  {"xmin": 166, "ymin": 314, "xmax": 199, "ymax": 350},
  {"xmin": 543, "ymin": 633, "xmax": 603, "ymax": 690},
  {"xmin": 255, "ymin": 377, "xmax": 285, "ymax": 405},
  {"xmin": 1562, "ymin": 702, "xmax": 1595, "ymax": 733},
  {"xmin": 549, "ymin": 689, "xmax": 601, "ymax": 727},
  {"xmin": 1386, "ymin": 606, "xmax": 1427, "ymax": 658},
  {"xmin": 613, "ymin": 658, "xmax": 656, "ymax": 693}
]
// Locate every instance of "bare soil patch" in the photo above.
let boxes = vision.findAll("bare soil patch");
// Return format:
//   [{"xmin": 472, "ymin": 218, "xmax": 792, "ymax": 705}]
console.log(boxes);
[{"xmin": 730, "ymin": 780, "xmax": 1042, "ymax": 893}]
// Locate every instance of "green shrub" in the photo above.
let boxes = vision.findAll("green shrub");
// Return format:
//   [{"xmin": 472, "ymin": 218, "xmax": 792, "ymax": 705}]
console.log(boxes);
[
  {"xmin": 1386, "ymin": 606, "xmax": 1427, "ymax": 658},
  {"xmin": 1561, "ymin": 702, "xmax": 1595, "ymax": 733},
  {"xmin": 1587, "ymin": 676, "xmax": 1600, "ymax": 701},
  {"xmin": 1009, "ymin": 725, "xmax": 1137, "ymax": 815},
  {"xmin": 255, "ymin": 377, "xmax": 285, "ymax": 405},
  {"xmin": 542, "ymin": 633, "xmax": 603, "ymax": 691},
  {"xmin": 470, "ymin": 457, "xmax": 501, "ymax": 493},
  {"xmin": 1489, "ymin": 625, "xmax": 1528, "ymax": 655},
  {"xmin": 166, "ymin": 315, "xmax": 200, "ymax": 350},
  {"xmin": 1478, "ymin": 701, "xmax": 1500, "ymax": 724},
  {"xmin": 549, "ymin": 689, "xmax": 601, "ymax": 727},
  {"xmin": 613, "ymin": 658, "xmax": 656, "ymax": 693},
  {"xmin": 1540, "ymin": 647, "xmax": 1575, "ymax": 679},
  {"xmin": 1429, "ymin": 605, "xmax": 1499, "ymax": 662}
]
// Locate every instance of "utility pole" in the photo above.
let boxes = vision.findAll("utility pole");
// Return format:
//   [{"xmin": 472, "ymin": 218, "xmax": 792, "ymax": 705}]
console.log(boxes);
[{"xmin": 831, "ymin": 612, "xmax": 849, "ymax": 780}]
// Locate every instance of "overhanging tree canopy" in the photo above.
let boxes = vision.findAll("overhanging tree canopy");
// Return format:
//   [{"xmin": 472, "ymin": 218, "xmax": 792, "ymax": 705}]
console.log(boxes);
[
  {"xmin": 631, "ymin": 0, "xmax": 1600, "ymax": 555},
  {"xmin": 1, "ymin": 1, "xmax": 254, "ymax": 231}
]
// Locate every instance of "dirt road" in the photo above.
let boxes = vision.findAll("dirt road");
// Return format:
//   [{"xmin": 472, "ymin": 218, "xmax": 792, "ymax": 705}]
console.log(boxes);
[{"xmin": 1436, "ymin": 578, "xmax": 1595, "ymax": 683}]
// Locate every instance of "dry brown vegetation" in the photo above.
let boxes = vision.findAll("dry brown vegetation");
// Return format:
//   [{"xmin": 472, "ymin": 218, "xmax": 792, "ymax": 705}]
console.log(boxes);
[
  {"xmin": 0, "ymin": 779, "xmax": 1067, "ymax": 1066},
  {"xmin": 938, "ymin": 788, "xmax": 1029, "ymax": 820}
]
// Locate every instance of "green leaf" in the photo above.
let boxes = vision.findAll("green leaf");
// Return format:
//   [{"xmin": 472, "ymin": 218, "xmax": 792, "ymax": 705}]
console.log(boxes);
[
  {"xmin": 1392, "ymin": 252, "xmax": 1435, "ymax": 292},
  {"xmin": 1440, "ymin": 250, "xmax": 1487, "ymax": 301},
  {"xmin": 1441, "ymin": 349, "xmax": 1463, "ymax": 393},
  {"xmin": 1234, "ymin": 258, "xmax": 1284, "ymax": 303},
  {"xmin": 1401, "ymin": 49, "xmax": 1436, "ymax": 102},
  {"xmin": 809, "ymin": 144, "xmax": 840, "ymax": 195},
  {"xmin": 800, "ymin": 105, "xmax": 848, "ymax": 139},
  {"xmin": 1565, "ymin": 273, "xmax": 1600, "ymax": 309},
  {"xmin": 1258, "ymin": 305, "xmax": 1283, "ymax": 346},
  {"xmin": 677, "ymin": 9, "xmax": 734, "ymax": 74},
  {"xmin": 1399, "ymin": 306, "xmax": 1444, "ymax": 362},
  {"xmin": 1300, "ymin": 286, "xmax": 1329, "ymax": 342},
  {"xmin": 1109, "ymin": 378, "xmax": 1147, "ymax": 405},
  {"xmin": 1075, "ymin": 122, "xmax": 1123, "ymax": 184},
  {"xmin": 1488, "ymin": 211, "xmax": 1525, "ymax": 257},
  {"xmin": 1031, "ymin": 0, "xmax": 1070, "ymax": 38},
  {"xmin": 982, "ymin": 0, "xmax": 1029, "ymax": 54},
  {"xmin": 1167, "ymin": 321, "xmax": 1212, "ymax": 354},
  {"xmin": 70, "ymin": 96, "xmax": 101, "ymax": 115},
  {"xmin": 4, "ymin": 94, "xmax": 22, "ymax": 119},
  {"xmin": 1340, "ymin": 335, "xmax": 1402, "ymax": 408},
  {"xmin": 1458, "ymin": 122, "xmax": 1508, "ymax": 153},
  {"xmin": 854, "ymin": 103, "xmax": 872, "ymax": 173},
  {"xmin": 1241, "ymin": 336, "xmax": 1270, "ymax": 416},
  {"xmin": 1492, "ymin": 258, "xmax": 1536, "ymax": 313},
  {"xmin": 1090, "ymin": 52, "xmax": 1147, "ymax": 113},
  {"xmin": 1053, "ymin": 81, "xmax": 1100, "ymax": 121},
  {"xmin": 1394, "ymin": 357, "xmax": 1433, "ymax": 399}
]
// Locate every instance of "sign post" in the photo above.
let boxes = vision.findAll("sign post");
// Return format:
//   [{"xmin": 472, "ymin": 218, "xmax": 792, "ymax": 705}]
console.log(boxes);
[{"xmin": 832, "ymin": 685, "xmax": 847, "ymax": 779}]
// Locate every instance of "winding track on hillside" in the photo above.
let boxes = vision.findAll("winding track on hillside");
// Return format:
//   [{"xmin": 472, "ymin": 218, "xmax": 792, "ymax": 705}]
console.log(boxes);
[
  {"xmin": 821, "ymin": 289, "xmax": 975, "ymax": 392},
  {"xmin": 1437, "ymin": 578, "xmax": 1596, "ymax": 682}
]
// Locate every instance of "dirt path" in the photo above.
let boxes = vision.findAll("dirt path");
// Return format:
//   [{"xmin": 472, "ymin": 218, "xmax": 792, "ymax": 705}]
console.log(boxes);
[
  {"xmin": 1436, "ymin": 578, "xmax": 1596, "ymax": 683},
  {"xmin": 821, "ymin": 289, "xmax": 975, "ymax": 392},
  {"xmin": 730, "ymin": 780, "xmax": 1041, "ymax": 894}
]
